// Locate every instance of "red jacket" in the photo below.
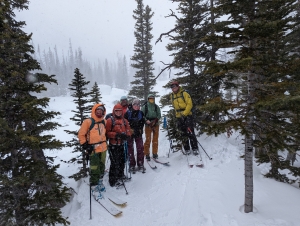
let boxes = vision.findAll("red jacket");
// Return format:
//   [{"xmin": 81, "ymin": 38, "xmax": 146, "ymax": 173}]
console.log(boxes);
[{"xmin": 106, "ymin": 104, "xmax": 131, "ymax": 145}]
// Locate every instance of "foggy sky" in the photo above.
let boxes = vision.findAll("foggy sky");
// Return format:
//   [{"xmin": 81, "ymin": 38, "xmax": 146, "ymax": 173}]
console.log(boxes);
[{"xmin": 15, "ymin": 0, "xmax": 176, "ymax": 64}]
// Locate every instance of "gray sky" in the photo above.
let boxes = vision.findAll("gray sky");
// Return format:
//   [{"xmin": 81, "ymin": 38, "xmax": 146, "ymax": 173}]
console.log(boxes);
[{"xmin": 15, "ymin": 0, "xmax": 177, "ymax": 64}]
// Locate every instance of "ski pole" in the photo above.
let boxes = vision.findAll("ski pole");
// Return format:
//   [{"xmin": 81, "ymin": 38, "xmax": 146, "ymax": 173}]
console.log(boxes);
[
  {"xmin": 129, "ymin": 154, "xmax": 132, "ymax": 178},
  {"xmin": 164, "ymin": 116, "xmax": 173, "ymax": 158},
  {"xmin": 187, "ymin": 127, "xmax": 212, "ymax": 160},
  {"xmin": 124, "ymin": 141, "xmax": 129, "ymax": 179},
  {"xmin": 119, "ymin": 176, "xmax": 129, "ymax": 195},
  {"xmin": 197, "ymin": 140, "xmax": 212, "ymax": 160},
  {"xmin": 89, "ymin": 159, "xmax": 92, "ymax": 220}
]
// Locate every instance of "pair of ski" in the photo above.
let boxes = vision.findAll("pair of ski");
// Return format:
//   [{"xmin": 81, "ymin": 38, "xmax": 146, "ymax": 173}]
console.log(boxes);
[
  {"xmin": 186, "ymin": 152, "xmax": 204, "ymax": 168},
  {"xmin": 146, "ymin": 157, "xmax": 170, "ymax": 169},
  {"xmin": 95, "ymin": 192, "xmax": 127, "ymax": 216}
]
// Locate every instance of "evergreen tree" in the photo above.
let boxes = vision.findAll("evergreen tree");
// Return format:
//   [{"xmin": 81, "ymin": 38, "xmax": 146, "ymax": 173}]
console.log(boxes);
[
  {"xmin": 130, "ymin": 0, "xmax": 156, "ymax": 101},
  {"xmin": 96, "ymin": 58, "xmax": 104, "ymax": 84},
  {"xmin": 121, "ymin": 55, "xmax": 130, "ymax": 90},
  {"xmin": 104, "ymin": 58, "xmax": 112, "ymax": 86},
  {"xmin": 0, "ymin": 1, "xmax": 70, "ymax": 225},
  {"xmin": 201, "ymin": 0, "xmax": 300, "ymax": 212},
  {"xmin": 157, "ymin": 0, "xmax": 225, "ymax": 132},
  {"xmin": 64, "ymin": 68, "xmax": 91, "ymax": 180},
  {"xmin": 89, "ymin": 82, "xmax": 102, "ymax": 106}
]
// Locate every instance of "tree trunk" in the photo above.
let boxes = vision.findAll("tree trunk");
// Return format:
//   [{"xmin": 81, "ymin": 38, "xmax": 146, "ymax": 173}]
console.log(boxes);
[{"xmin": 244, "ymin": 72, "xmax": 255, "ymax": 213}]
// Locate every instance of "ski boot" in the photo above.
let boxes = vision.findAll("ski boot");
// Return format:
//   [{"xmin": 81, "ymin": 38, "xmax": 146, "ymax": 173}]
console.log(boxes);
[
  {"xmin": 91, "ymin": 185, "xmax": 103, "ymax": 201},
  {"xmin": 98, "ymin": 179, "xmax": 106, "ymax": 192}
]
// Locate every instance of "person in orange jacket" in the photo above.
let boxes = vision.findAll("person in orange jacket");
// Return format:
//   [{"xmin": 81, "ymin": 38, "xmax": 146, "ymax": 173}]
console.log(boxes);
[
  {"xmin": 106, "ymin": 103, "xmax": 131, "ymax": 187},
  {"xmin": 78, "ymin": 103, "xmax": 107, "ymax": 200}
]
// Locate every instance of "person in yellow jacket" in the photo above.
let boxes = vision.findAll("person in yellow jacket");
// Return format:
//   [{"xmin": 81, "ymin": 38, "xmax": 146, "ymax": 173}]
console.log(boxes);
[
  {"xmin": 170, "ymin": 81, "xmax": 199, "ymax": 155},
  {"xmin": 78, "ymin": 103, "xmax": 107, "ymax": 200}
]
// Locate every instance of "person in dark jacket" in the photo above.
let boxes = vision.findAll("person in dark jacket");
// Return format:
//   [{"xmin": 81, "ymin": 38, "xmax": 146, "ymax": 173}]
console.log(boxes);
[
  {"xmin": 141, "ymin": 94, "xmax": 161, "ymax": 160},
  {"xmin": 170, "ymin": 80, "xmax": 199, "ymax": 155},
  {"xmin": 124, "ymin": 98, "xmax": 145, "ymax": 171},
  {"xmin": 106, "ymin": 104, "xmax": 131, "ymax": 187}
]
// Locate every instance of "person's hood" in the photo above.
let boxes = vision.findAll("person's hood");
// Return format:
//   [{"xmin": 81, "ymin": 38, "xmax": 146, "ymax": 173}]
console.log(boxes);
[
  {"xmin": 91, "ymin": 103, "xmax": 106, "ymax": 120},
  {"xmin": 112, "ymin": 103, "xmax": 123, "ymax": 117}
]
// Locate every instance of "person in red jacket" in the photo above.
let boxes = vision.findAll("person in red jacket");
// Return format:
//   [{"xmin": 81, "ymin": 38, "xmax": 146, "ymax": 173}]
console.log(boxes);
[{"xmin": 106, "ymin": 104, "xmax": 131, "ymax": 187}]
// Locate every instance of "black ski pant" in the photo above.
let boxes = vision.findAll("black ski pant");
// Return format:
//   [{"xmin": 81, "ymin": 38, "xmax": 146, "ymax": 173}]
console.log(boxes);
[
  {"xmin": 108, "ymin": 144, "xmax": 125, "ymax": 187},
  {"xmin": 177, "ymin": 115, "xmax": 198, "ymax": 151}
]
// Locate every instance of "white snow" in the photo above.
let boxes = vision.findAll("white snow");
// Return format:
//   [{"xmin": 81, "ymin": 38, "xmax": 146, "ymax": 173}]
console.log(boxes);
[{"xmin": 47, "ymin": 80, "xmax": 300, "ymax": 226}]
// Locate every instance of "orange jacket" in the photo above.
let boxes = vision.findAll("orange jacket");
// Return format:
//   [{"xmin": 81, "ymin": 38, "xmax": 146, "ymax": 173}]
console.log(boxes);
[
  {"xmin": 106, "ymin": 104, "xmax": 131, "ymax": 145},
  {"xmin": 78, "ymin": 103, "xmax": 107, "ymax": 153}
]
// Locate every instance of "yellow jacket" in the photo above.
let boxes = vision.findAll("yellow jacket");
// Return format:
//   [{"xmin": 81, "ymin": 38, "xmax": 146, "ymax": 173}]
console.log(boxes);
[
  {"xmin": 170, "ymin": 87, "xmax": 193, "ymax": 118},
  {"xmin": 78, "ymin": 103, "xmax": 107, "ymax": 153}
]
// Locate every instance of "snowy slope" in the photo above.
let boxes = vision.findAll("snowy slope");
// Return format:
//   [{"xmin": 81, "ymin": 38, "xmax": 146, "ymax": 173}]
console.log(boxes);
[{"xmin": 47, "ymin": 80, "xmax": 300, "ymax": 226}]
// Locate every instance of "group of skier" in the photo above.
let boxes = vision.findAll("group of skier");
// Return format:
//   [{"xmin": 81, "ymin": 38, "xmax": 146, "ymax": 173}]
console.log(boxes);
[{"xmin": 78, "ymin": 80, "xmax": 198, "ymax": 201}]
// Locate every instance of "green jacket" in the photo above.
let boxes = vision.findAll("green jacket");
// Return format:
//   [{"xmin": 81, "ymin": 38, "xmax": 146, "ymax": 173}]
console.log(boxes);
[{"xmin": 141, "ymin": 102, "xmax": 161, "ymax": 120}]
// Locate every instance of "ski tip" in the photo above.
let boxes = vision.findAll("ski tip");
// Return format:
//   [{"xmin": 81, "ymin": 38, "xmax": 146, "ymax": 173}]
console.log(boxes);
[{"xmin": 114, "ymin": 211, "xmax": 123, "ymax": 217}]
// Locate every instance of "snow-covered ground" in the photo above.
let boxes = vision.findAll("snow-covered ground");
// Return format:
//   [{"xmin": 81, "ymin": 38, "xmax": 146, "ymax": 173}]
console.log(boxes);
[{"xmin": 47, "ymin": 80, "xmax": 300, "ymax": 226}]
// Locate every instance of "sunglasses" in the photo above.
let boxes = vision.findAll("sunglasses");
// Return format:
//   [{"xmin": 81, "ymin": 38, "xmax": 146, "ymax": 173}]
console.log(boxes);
[
  {"xmin": 170, "ymin": 84, "xmax": 178, "ymax": 88},
  {"xmin": 115, "ymin": 109, "xmax": 122, "ymax": 112}
]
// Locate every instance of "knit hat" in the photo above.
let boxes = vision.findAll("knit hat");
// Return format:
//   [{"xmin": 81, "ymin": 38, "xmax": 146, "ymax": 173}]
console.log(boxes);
[
  {"xmin": 148, "ymin": 94, "xmax": 155, "ymax": 99},
  {"xmin": 120, "ymin": 96, "xmax": 127, "ymax": 101},
  {"xmin": 132, "ymin": 98, "xmax": 140, "ymax": 105}
]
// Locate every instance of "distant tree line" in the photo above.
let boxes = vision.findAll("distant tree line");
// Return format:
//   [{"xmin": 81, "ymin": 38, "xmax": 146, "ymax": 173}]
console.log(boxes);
[
  {"xmin": 32, "ymin": 40, "xmax": 169, "ymax": 97},
  {"xmin": 32, "ymin": 41, "xmax": 132, "ymax": 96}
]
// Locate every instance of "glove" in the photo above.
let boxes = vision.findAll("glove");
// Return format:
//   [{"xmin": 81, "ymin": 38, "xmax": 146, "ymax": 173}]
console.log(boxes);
[
  {"xmin": 82, "ymin": 142, "xmax": 93, "ymax": 154},
  {"xmin": 82, "ymin": 142, "xmax": 89, "ymax": 150},
  {"xmin": 150, "ymin": 118, "xmax": 158, "ymax": 127},
  {"xmin": 116, "ymin": 132, "xmax": 128, "ymax": 140},
  {"xmin": 86, "ymin": 145, "xmax": 94, "ymax": 155}
]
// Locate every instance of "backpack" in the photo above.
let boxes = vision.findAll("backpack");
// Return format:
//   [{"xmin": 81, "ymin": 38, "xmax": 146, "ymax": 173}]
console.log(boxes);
[
  {"xmin": 127, "ymin": 110, "xmax": 143, "ymax": 121},
  {"xmin": 171, "ymin": 90, "xmax": 190, "ymax": 103},
  {"xmin": 105, "ymin": 113, "xmax": 126, "ymax": 131},
  {"xmin": 142, "ymin": 101, "xmax": 158, "ymax": 118},
  {"xmin": 171, "ymin": 90, "xmax": 195, "ymax": 114},
  {"xmin": 89, "ymin": 117, "xmax": 105, "ymax": 131}
]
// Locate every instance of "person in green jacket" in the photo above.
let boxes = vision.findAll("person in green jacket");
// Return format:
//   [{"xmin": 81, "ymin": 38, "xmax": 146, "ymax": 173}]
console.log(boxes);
[
  {"xmin": 141, "ymin": 94, "xmax": 161, "ymax": 161},
  {"xmin": 170, "ymin": 81, "xmax": 199, "ymax": 155}
]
